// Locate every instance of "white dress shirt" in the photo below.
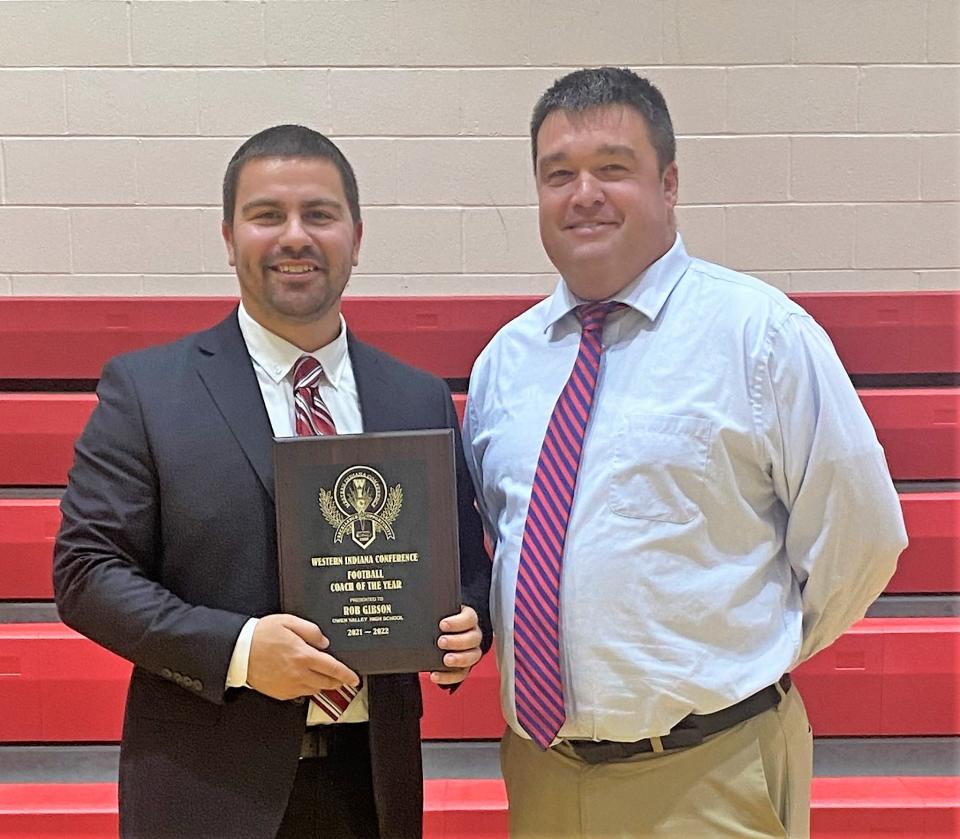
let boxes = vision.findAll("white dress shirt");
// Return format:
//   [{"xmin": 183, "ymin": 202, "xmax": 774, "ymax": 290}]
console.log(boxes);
[
  {"xmin": 463, "ymin": 234, "xmax": 907, "ymax": 744},
  {"xmin": 226, "ymin": 302, "xmax": 369, "ymax": 724}
]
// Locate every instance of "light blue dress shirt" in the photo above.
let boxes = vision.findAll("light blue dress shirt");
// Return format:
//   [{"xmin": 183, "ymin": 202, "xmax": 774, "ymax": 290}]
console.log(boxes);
[{"xmin": 463, "ymin": 235, "xmax": 907, "ymax": 744}]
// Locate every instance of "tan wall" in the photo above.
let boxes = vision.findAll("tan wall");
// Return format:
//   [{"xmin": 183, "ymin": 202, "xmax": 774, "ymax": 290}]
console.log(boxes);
[{"xmin": 0, "ymin": 0, "xmax": 957, "ymax": 297}]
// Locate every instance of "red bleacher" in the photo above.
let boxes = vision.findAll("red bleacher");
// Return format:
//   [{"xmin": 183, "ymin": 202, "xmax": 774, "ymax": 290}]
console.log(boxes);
[
  {"xmin": 0, "ymin": 624, "xmax": 129, "ymax": 743},
  {"xmin": 1, "ymin": 616, "xmax": 955, "ymax": 743},
  {"xmin": 3, "ymin": 490, "xmax": 954, "ymax": 604},
  {"xmin": 0, "ymin": 499, "xmax": 60, "ymax": 600},
  {"xmin": 2, "ymin": 389, "xmax": 958, "ymax": 486},
  {"xmin": 1, "ymin": 293, "xmax": 956, "ymax": 379},
  {"xmin": 858, "ymin": 389, "xmax": 960, "ymax": 481},
  {"xmin": 796, "ymin": 291, "xmax": 960, "ymax": 375},
  {"xmin": 0, "ymin": 293, "xmax": 957, "ymax": 837},
  {"xmin": 0, "ymin": 394, "xmax": 96, "ymax": 486},
  {"xmin": 889, "ymin": 492, "xmax": 960, "ymax": 593}
]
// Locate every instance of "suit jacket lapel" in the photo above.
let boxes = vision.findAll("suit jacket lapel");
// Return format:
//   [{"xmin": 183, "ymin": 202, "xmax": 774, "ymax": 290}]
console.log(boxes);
[
  {"xmin": 195, "ymin": 309, "xmax": 276, "ymax": 501},
  {"xmin": 348, "ymin": 332, "xmax": 394, "ymax": 433}
]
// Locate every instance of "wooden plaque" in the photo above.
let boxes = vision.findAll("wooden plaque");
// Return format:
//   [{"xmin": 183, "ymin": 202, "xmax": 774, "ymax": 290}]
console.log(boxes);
[{"xmin": 274, "ymin": 429, "xmax": 460, "ymax": 674}]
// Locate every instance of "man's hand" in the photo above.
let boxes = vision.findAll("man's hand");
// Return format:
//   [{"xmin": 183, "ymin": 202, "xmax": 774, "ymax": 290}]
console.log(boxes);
[
  {"xmin": 430, "ymin": 605, "xmax": 482, "ymax": 686},
  {"xmin": 246, "ymin": 613, "xmax": 359, "ymax": 700}
]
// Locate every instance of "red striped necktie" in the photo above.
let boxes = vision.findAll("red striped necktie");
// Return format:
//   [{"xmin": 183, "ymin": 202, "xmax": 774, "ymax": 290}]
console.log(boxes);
[
  {"xmin": 293, "ymin": 354, "xmax": 361, "ymax": 720},
  {"xmin": 513, "ymin": 301, "xmax": 625, "ymax": 749}
]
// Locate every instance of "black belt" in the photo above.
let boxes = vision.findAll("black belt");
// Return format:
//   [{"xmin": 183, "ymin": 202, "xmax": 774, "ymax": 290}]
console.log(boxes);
[
  {"xmin": 299, "ymin": 722, "xmax": 369, "ymax": 760},
  {"xmin": 565, "ymin": 674, "xmax": 791, "ymax": 765}
]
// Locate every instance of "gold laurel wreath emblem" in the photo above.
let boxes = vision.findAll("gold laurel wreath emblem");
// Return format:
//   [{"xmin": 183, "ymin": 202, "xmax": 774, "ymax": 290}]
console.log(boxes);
[
  {"xmin": 381, "ymin": 484, "xmax": 403, "ymax": 526},
  {"xmin": 318, "ymin": 482, "xmax": 403, "ymax": 547},
  {"xmin": 318, "ymin": 488, "xmax": 344, "ymax": 527}
]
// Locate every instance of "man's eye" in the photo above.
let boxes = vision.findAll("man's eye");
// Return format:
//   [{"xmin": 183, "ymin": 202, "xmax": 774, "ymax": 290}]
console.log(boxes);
[
  {"xmin": 307, "ymin": 211, "xmax": 332, "ymax": 222},
  {"xmin": 253, "ymin": 211, "xmax": 281, "ymax": 222},
  {"xmin": 546, "ymin": 170, "xmax": 573, "ymax": 183}
]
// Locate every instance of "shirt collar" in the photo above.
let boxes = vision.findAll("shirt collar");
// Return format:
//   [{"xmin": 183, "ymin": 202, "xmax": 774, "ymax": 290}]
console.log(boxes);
[
  {"xmin": 541, "ymin": 233, "xmax": 692, "ymax": 331},
  {"xmin": 237, "ymin": 302, "xmax": 351, "ymax": 388}
]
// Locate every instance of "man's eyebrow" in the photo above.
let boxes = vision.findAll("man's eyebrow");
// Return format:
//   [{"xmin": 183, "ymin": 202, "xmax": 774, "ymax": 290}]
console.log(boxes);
[
  {"xmin": 239, "ymin": 198, "xmax": 280, "ymax": 214},
  {"xmin": 302, "ymin": 198, "xmax": 344, "ymax": 210},
  {"xmin": 596, "ymin": 144, "xmax": 638, "ymax": 159},
  {"xmin": 537, "ymin": 151, "xmax": 569, "ymax": 173}
]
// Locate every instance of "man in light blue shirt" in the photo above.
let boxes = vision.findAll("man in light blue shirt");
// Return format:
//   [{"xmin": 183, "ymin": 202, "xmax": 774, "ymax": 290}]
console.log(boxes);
[{"xmin": 463, "ymin": 67, "xmax": 907, "ymax": 838}]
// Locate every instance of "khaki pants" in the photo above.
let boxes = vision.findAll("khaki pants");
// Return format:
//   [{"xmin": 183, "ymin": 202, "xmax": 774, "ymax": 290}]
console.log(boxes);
[{"xmin": 501, "ymin": 685, "xmax": 813, "ymax": 838}]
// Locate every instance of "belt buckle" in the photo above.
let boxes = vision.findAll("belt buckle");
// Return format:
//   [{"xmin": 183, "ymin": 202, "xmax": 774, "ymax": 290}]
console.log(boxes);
[{"xmin": 299, "ymin": 727, "xmax": 329, "ymax": 759}]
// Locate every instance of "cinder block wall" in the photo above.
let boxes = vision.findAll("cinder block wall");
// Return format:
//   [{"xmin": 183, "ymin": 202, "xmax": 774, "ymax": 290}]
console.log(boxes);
[{"xmin": 0, "ymin": 0, "xmax": 957, "ymax": 297}]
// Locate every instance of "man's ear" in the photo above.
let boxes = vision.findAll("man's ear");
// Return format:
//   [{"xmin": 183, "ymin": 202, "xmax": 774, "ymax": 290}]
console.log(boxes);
[
  {"xmin": 222, "ymin": 220, "xmax": 237, "ymax": 267},
  {"xmin": 662, "ymin": 161, "xmax": 679, "ymax": 208},
  {"xmin": 352, "ymin": 220, "xmax": 363, "ymax": 267}
]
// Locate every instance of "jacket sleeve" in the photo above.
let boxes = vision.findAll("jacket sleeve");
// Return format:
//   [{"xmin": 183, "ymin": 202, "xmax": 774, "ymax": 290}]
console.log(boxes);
[{"xmin": 53, "ymin": 355, "xmax": 249, "ymax": 704}]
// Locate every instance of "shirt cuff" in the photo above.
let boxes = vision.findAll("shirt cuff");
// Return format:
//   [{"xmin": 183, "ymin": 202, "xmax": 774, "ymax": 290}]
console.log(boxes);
[{"xmin": 225, "ymin": 617, "xmax": 259, "ymax": 689}]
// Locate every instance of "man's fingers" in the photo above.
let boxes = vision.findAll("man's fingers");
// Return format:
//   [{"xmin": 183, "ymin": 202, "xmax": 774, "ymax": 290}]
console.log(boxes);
[
  {"xmin": 281, "ymin": 614, "xmax": 329, "ymax": 650},
  {"xmin": 439, "ymin": 605, "xmax": 478, "ymax": 633},
  {"xmin": 429, "ymin": 603, "xmax": 483, "ymax": 686},
  {"xmin": 437, "ymin": 605, "xmax": 481, "ymax": 656},
  {"xmin": 442, "ymin": 647, "xmax": 482, "ymax": 670},
  {"xmin": 439, "ymin": 627, "xmax": 482, "ymax": 651},
  {"xmin": 247, "ymin": 613, "xmax": 355, "ymax": 700},
  {"xmin": 429, "ymin": 644, "xmax": 481, "ymax": 686},
  {"xmin": 433, "ymin": 602, "xmax": 482, "ymax": 687},
  {"xmin": 305, "ymin": 650, "xmax": 360, "ymax": 689}
]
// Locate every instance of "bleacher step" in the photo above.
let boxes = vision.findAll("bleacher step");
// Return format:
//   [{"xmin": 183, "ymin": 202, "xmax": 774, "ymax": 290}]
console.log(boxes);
[{"xmin": 4, "ymin": 738, "xmax": 957, "ymax": 784}]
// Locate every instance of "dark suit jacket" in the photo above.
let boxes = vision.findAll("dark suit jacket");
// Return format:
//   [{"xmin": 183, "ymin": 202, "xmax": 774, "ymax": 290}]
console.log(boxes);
[{"xmin": 53, "ymin": 310, "xmax": 492, "ymax": 839}]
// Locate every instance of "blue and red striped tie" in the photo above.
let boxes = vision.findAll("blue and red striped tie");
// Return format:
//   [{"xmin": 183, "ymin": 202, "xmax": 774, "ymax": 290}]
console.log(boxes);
[
  {"xmin": 513, "ymin": 301, "xmax": 625, "ymax": 749},
  {"xmin": 293, "ymin": 355, "xmax": 361, "ymax": 720}
]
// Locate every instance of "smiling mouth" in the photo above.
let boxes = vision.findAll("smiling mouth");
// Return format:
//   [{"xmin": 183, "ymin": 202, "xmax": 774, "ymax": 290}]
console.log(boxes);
[
  {"xmin": 269, "ymin": 262, "xmax": 323, "ymax": 275},
  {"xmin": 566, "ymin": 221, "xmax": 617, "ymax": 233}
]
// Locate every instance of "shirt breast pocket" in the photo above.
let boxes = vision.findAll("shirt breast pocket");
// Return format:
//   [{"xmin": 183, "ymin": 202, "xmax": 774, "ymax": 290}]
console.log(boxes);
[{"xmin": 607, "ymin": 414, "xmax": 712, "ymax": 524}]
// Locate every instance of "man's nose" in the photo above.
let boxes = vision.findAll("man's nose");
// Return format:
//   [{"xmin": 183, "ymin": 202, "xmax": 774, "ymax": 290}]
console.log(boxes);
[
  {"xmin": 572, "ymin": 173, "xmax": 605, "ymax": 207},
  {"xmin": 278, "ymin": 215, "xmax": 311, "ymax": 248}
]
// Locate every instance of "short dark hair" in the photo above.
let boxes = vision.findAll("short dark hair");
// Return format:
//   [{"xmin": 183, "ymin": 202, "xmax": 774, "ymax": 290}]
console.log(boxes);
[
  {"xmin": 222, "ymin": 124, "xmax": 361, "ymax": 225},
  {"xmin": 530, "ymin": 67, "xmax": 675, "ymax": 173}
]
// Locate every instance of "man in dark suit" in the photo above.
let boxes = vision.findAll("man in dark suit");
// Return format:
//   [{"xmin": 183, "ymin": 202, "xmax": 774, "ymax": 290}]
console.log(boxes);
[{"xmin": 53, "ymin": 124, "xmax": 492, "ymax": 839}]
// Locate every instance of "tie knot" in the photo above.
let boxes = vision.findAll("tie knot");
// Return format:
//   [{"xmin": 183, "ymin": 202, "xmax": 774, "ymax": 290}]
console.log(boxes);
[
  {"xmin": 293, "ymin": 355, "xmax": 323, "ymax": 389},
  {"xmin": 576, "ymin": 301, "xmax": 626, "ymax": 333}
]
